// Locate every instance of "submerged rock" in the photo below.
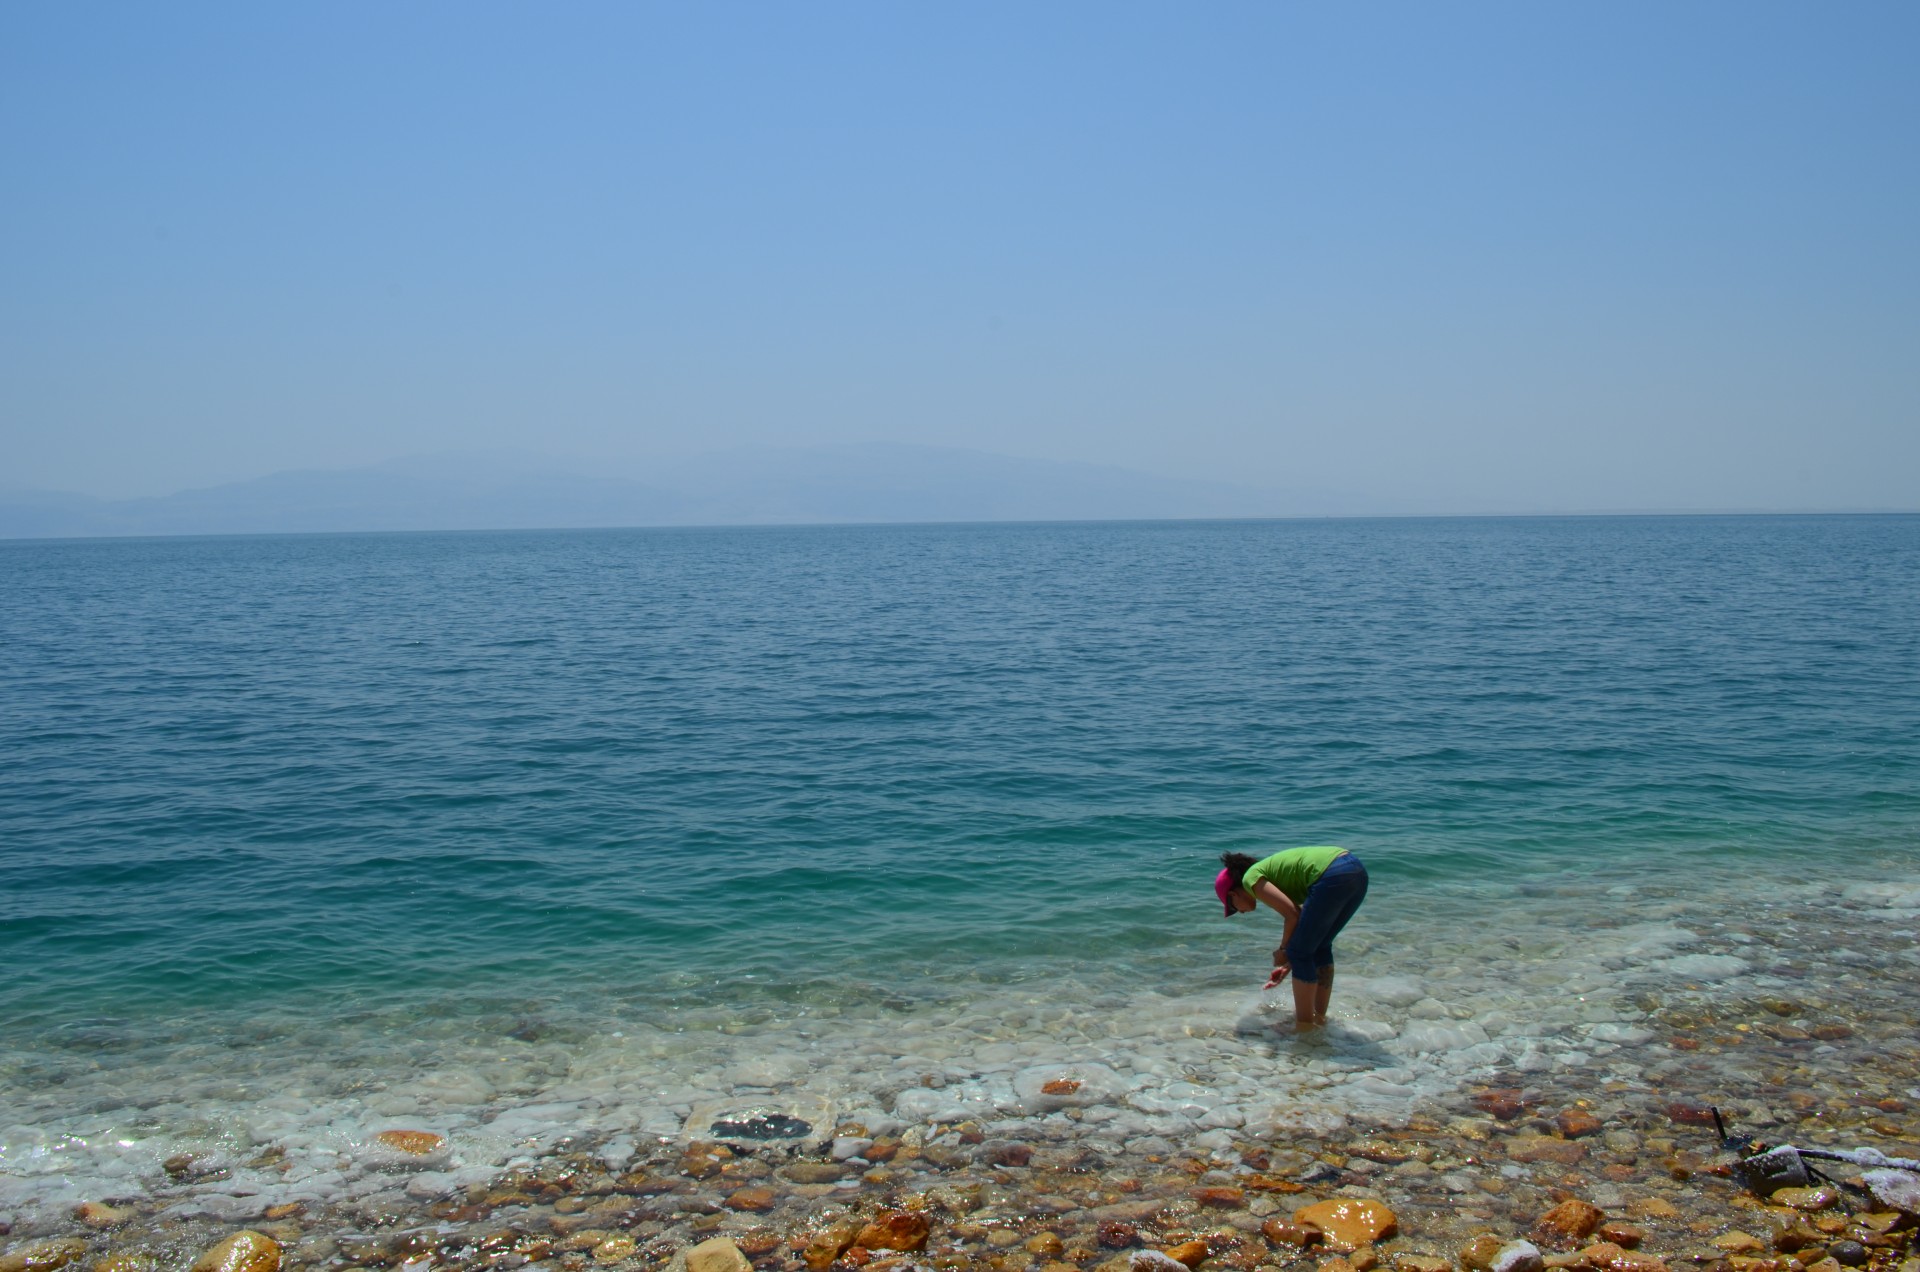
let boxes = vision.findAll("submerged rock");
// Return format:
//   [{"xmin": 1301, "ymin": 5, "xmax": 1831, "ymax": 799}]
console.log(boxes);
[
  {"xmin": 373, "ymin": 1130, "xmax": 446, "ymax": 1156},
  {"xmin": 1490, "ymin": 1241, "xmax": 1544, "ymax": 1272},
  {"xmin": 1532, "ymin": 1200, "xmax": 1605, "ymax": 1249},
  {"xmin": 188, "ymin": 1231, "xmax": 282, "ymax": 1272},
  {"xmin": 684, "ymin": 1238, "xmax": 752, "ymax": 1272},
  {"xmin": 1293, "ymin": 1198, "xmax": 1398, "ymax": 1252},
  {"xmin": 0, "ymin": 1239, "xmax": 89, "ymax": 1272}
]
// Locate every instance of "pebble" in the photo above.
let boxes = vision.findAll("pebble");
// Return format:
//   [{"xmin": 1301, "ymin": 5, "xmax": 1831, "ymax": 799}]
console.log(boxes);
[
  {"xmin": 188, "ymin": 1232, "xmax": 281, "ymax": 1272},
  {"xmin": 685, "ymin": 1238, "xmax": 753, "ymax": 1272},
  {"xmin": 1532, "ymin": 1201, "xmax": 1605, "ymax": 1249},
  {"xmin": 0, "ymin": 1240, "xmax": 89, "ymax": 1272},
  {"xmin": 373, "ymin": 1131, "xmax": 446, "ymax": 1156},
  {"xmin": 1491, "ymin": 1240, "xmax": 1545, "ymax": 1272},
  {"xmin": 1294, "ymin": 1199, "xmax": 1399, "ymax": 1252}
]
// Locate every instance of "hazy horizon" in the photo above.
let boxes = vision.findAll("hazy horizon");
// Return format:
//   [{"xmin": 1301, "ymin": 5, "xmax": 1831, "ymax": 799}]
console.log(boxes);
[{"xmin": 5, "ymin": 3, "xmax": 1917, "ymax": 513}]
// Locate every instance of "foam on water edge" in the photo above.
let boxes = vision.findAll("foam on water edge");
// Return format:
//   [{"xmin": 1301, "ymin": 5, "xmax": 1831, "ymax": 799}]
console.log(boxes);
[{"xmin": 3, "ymin": 872, "xmax": 1917, "ymax": 1232}]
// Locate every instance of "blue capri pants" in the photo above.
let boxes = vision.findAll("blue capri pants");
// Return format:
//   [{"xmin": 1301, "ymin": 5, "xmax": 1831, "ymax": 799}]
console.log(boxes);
[{"xmin": 1283, "ymin": 852, "xmax": 1368, "ymax": 984}]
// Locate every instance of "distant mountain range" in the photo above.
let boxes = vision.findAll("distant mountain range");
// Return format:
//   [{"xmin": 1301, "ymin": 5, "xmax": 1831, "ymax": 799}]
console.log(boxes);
[{"xmin": 0, "ymin": 444, "xmax": 1363, "ymax": 539}]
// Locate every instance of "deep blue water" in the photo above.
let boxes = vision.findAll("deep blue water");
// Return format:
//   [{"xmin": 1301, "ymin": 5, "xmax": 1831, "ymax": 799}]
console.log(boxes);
[{"xmin": 3, "ymin": 516, "xmax": 1917, "ymax": 1035}]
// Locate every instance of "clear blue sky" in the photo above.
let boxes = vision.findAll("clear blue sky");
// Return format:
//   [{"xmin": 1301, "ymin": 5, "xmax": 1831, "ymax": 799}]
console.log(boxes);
[{"xmin": 3, "ymin": 2, "xmax": 1916, "ymax": 510}]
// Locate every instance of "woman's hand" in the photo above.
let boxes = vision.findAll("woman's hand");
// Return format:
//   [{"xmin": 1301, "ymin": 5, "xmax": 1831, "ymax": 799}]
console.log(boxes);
[{"xmin": 1264, "ymin": 961, "xmax": 1290, "ymax": 990}]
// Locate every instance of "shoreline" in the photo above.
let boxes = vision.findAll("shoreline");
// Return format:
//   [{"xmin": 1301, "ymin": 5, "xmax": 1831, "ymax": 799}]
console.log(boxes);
[
  {"xmin": 5, "ymin": 1068, "xmax": 1916, "ymax": 1272},
  {"xmin": 6, "ymin": 878, "xmax": 1918, "ymax": 1270}
]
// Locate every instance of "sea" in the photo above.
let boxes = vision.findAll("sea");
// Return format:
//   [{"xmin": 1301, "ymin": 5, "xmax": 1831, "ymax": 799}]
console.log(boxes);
[{"xmin": 3, "ymin": 515, "xmax": 1918, "ymax": 1227}]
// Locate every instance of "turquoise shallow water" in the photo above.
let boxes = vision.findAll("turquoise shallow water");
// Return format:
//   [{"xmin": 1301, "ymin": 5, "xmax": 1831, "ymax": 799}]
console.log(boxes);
[
  {"xmin": 3, "ymin": 516, "xmax": 1919, "ymax": 1220},
  {"xmin": 3, "ymin": 516, "xmax": 1917, "ymax": 1020}
]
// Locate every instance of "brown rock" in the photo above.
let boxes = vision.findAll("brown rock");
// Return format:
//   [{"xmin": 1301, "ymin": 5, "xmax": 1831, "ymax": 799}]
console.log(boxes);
[
  {"xmin": 1596, "ymin": 1225, "xmax": 1644, "ymax": 1250},
  {"xmin": 90, "ymin": 1255, "xmax": 155, "ymax": 1272},
  {"xmin": 1508, "ymin": 1137, "xmax": 1590, "ymax": 1166},
  {"xmin": 1665, "ymin": 1104, "xmax": 1717, "ymax": 1126},
  {"xmin": 262, "ymin": 1204, "xmax": 304, "ymax": 1221},
  {"xmin": 1, "ymin": 1241, "xmax": 90, "ymax": 1272},
  {"xmin": 1026, "ymin": 1235, "xmax": 1066, "ymax": 1258},
  {"xmin": 591, "ymin": 1236, "xmax": 636, "ymax": 1265},
  {"xmin": 374, "ymin": 1130, "xmax": 445, "ymax": 1156},
  {"xmin": 71, "ymin": 1203, "xmax": 133, "ymax": 1230},
  {"xmin": 723, "ymin": 1187, "xmax": 775, "ymax": 1212},
  {"xmin": 1555, "ymin": 1111, "xmax": 1604, "ymax": 1139},
  {"xmin": 1194, "ymin": 1188, "xmax": 1246, "ymax": 1209},
  {"xmin": 1351, "ymin": 1253, "xmax": 1381, "ymax": 1272},
  {"xmin": 685, "ymin": 1238, "xmax": 753, "ymax": 1272},
  {"xmin": 1625, "ymin": 1199, "xmax": 1680, "ymax": 1221},
  {"xmin": 1161, "ymin": 1242, "xmax": 1211, "ymax": 1269},
  {"xmin": 1394, "ymin": 1258, "xmax": 1450, "ymax": 1272},
  {"xmin": 783, "ymin": 1162, "xmax": 850, "ymax": 1184},
  {"xmin": 1264, "ymin": 1222, "xmax": 1324, "ymax": 1249},
  {"xmin": 1459, "ymin": 1236, "xmax": 1505, "ymax": 1271},
  {"xmin": 736, "ymin": 1231, "xmax": 782, "ymax": 1258},
  {"xmin": 1246, "ymin": 1174, "xmax": 1307, "ymax": 1193},
  {"xmin": 1319, "ymin": 1260, "xmax": 1358, "ymax": 1272},
  {"xmin": 1475, "ymin": 1090, "xmax": 1528, "ymax": 1120},
  {"xmin": 803, "ymin": 1221, "xmax": 863, "ymax": 1272},
  {"xmin": 1099, "ymin": 1223, "xmax": 1142, "ymax": 1249},
  {"xmin": 1352, "ymin": 1141, "xmax": 1416, "ymax": 1165},
  {"xmin": 1711, "ymin": 1235, "xmax": 1766, "ymax": 1255},
  {"xmin": 854, "ymin": 1213, "xmax": 932, "ymax": 1254},
  {"xmin": 1808, "ymin": 1025, "xmax": 1852, "ymax": 1041},
  {"xmin": 189, "ymin": 1232, "xmax": 283, "ymax": 1272},
  {"xmin": 1770, "ymin": 1186, "xmax": 1840, "ymax": 1210},
  {"xmin": 988, "ymin": 1143, "xmax": 1035, "ymax": 1168},
  {"xmin": 680, "ymin": 1151, "xmax": 723, "ymax": 1180},
  {"xmin": 1533, "ymin": 1201, "xmax": 1606, "ymax": 1250},
  {"xmin": 1294, "ymin": 1200, "xmax": 1399, "ymax": 1253},
  {"xmin": 1770, "ymin": 1227, "xmax": 1826, "ymax": 1254},
  {"xmin": 1042, "ymin": 1079, "xmax": 1084, "ymax": 1095}
]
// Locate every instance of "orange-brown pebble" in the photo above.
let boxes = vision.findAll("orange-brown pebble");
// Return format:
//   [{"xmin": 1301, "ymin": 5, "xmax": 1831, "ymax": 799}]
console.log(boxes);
[
  {"xmin": 724, "ymin": 1187, "xmax": 775, "ymax": 1212},
  {"xmin": 1473, "ymin": 1090, "xmax": 1527, "ymax": 1120},
  {"xmin": 802, "ymin": 1220, "xmax": 863, "ymax": 1272},
  {"xmin": 188, "ymin": 1231, "xmax": 282, "ymax": 1272},
  {"xmin": 1263, "ymin": 1221, "xmax": 1323, "ymax": 1249},
  {"xmin": 1596, "ymin": 1224, "xmax": 1643, "ymax": 1249},
  {"xmin": 1556, "ymin": 1109, "xmax": 1604, "ymax": 1138},
  {"xmin": 1194, "ymin": 1187, "xmax": 1246, "ymax": 1208},
  {"xmin": 853, "ymin": 1212, "xmax": 932, "ymax": 1253},
  {"xmin": 1293, "ymin": 1200, "xmax": 1399, "ymax": 1253},
  {"xmin": 1533, "ymin": 1201, "xmax": 1606, "ymax": 1249},
  {"xmin": 1508, "ymin": 1137, "xmax": 1590, "ymax": 1166},
  {"xmin": 374, "ymin": 1130, "xmax": 445, "ymax": 1156},
  {"xmin": 1162, "ymin": 1241, "xmax": 1211, "ymax": 1268}
]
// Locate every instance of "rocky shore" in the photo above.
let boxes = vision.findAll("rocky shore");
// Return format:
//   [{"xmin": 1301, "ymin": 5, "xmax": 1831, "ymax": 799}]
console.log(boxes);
[{"xmin": 6, "ymin": 1071, "xmax": 1915, "ymax": 1272}]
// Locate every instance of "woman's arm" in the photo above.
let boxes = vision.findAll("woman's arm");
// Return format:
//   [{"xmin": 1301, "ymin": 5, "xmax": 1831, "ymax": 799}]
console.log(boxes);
[{"xmin": 1251, "ymin": 880, "xmax": 1299, "ymax": 986}]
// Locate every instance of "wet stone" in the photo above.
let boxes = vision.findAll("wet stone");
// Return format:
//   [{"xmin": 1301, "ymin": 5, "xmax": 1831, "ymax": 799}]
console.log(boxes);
[
  {"xmin": 189, "ymin": 1232, "xmax": 282, "ymax": 1272},
  {"xmin": 1596, "ymin": 1225, "xmax": 1644, "ymax": 1249},
  {"xmin": 1459, "ymin": 1236, "xmax": 1505, "ymax": 1270},
  {"xmin": 1294, "ymin": 1200, "xmax": 1398, "ymax": 1253},
  {"xmin": 1556, "ymin": 1111, "xmax": 1604, "ymax": 1140},
  {"xmin": 0, "ymin": 1240, "xmax": 90, "ymax": 1272},
  {"xmin": 1533, "ymin": 1201, "xmax": 1606, "ymax": 1250}
]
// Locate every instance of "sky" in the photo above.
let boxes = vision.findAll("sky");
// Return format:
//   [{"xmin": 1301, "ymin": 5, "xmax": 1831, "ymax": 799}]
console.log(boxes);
[{"xmin": 2, "ymin": 2, "xmax": 1916, "ymax": 512}]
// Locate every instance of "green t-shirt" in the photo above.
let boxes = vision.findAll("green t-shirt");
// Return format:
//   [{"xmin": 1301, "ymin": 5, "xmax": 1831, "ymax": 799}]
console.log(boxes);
[{"xmin": 1242, "ymin": 846, "xmax": 1347, "ymax": 905}]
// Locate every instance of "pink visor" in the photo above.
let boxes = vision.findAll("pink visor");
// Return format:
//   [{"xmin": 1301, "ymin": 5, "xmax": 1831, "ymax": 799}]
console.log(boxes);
[{"xmin": 1215, "ymin": 867, "xmax": 1238, "ymax": 916}]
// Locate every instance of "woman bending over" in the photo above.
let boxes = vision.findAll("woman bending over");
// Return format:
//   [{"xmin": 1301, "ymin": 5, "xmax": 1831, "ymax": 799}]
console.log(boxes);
[{"xmin": 1215, "ymin": 846, "xmax": 1369, "ymax": 1029}]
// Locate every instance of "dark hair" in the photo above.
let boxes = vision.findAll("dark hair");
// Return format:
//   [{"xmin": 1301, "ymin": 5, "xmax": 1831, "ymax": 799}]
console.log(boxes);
[{"xmin": 1220, "ymin": 852, "xmax": 1258, "ymax": 883}]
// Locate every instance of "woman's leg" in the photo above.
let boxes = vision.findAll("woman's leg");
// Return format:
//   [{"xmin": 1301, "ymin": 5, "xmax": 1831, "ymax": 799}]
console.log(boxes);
[{"xmin": 1284, "ymin": 858, "xmax": 1368, "ymax": 1026}]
